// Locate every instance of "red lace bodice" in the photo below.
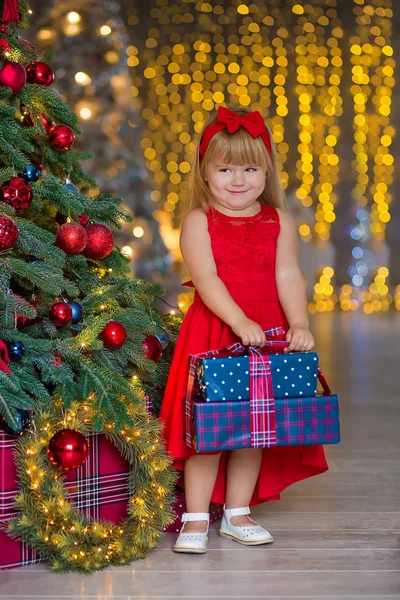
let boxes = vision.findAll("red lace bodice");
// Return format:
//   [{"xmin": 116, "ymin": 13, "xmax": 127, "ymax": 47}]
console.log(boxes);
[{"xmin": 186, "ymin": 203, "xmax": 281, "ymax": 303}]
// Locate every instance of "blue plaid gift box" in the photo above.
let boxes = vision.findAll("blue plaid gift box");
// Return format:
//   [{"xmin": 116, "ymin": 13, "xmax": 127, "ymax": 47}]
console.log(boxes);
[{"xmin": 188, "ymin": 393, "xmax": 340, "ymax": 452}]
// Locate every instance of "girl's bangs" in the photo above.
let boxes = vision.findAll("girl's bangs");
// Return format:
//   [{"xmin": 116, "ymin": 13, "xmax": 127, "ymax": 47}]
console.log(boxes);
[{"xmin": 204, "ymin": 128, "xmax": 269, "ymax": 168}]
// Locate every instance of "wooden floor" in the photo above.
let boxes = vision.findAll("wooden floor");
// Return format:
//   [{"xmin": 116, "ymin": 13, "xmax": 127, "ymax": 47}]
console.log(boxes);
[{"xmin": 1, "ymin": 311, "xmax": 399, "ymax": 599}]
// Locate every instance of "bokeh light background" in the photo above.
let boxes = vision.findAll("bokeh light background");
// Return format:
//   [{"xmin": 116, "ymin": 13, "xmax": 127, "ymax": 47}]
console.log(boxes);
[{"xmin": 121, "ymin": 0, "xmax": 398, "ymax": 315}]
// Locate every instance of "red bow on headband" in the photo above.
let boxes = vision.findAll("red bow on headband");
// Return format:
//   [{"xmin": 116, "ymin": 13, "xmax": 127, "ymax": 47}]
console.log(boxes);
[{"xmin": 199, "ymin": 106, "xmax": 272, "ymax": 160}]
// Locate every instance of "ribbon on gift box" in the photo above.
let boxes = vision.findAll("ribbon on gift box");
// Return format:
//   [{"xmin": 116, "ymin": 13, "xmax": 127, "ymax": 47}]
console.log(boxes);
[{"xmin": 185, "ymin": 327, "xmax": 288, "ymax": 449}]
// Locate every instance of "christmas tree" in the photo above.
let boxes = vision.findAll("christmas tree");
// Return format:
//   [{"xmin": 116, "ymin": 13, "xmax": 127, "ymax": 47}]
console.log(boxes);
[
  {"xmin": 0, "ymin": 0, "xmax": 176, "ymax": 572},
  {"xmin": 26, "ymin": 0, "xmax": 173, "ymax": 282}
]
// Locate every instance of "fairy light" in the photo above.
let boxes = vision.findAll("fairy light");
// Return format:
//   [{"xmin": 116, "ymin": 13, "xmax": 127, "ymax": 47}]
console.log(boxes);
[
  {"xmin": 127, "ymin": 1, "xmax": 395, "ymax": 308},
  {"xmin": 344, "ymin": 0, "xmax": 395, "ymax": 311},
  {"xmin": 37, "ymin": 29, "xmax": 56, "ymax": 41},
  {"xmin": 100, "ymin": 25, "xmax": 112, "ymax": 36},
  {"xmin": 308, "ymin": 266, "xmax": 338, "ymax": 314},
  {"xmin": 294, "ymin": 1, "xmax": 342, "ymax": 255},
  {"xmin": 67, "ymin": 12, "xmax": 81, "ymax": 24},
  {"xmin": 128, "ymin": 1, "xmax": 293, "ymax": 263},
  {"xmin": 75, "ymin": 72, "xmax": 92, "ymax": 85},
  {"xmin": 133, "ymin": 227, "xmax": 144, "ymax": 238},
  {"xmin": 80, "ymin": 107, "xmax": 92, "ymax": 120},
  {"xmin": 121, "ymin": 245, "xmax": 134, "ymax": 257}
]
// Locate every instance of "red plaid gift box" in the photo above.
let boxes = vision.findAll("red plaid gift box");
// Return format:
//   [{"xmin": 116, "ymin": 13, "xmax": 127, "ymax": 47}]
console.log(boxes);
[
  {"xmin": 0, "ymin": 430, "xmax": 222, "ymax": 569},
  {"xmin": 0, "ymin": 431, "xmax": 130, "ymax": 569}
]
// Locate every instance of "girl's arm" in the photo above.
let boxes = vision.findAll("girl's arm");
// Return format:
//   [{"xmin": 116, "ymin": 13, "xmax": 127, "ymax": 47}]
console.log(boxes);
[
  {"xmin": 275, "ymin": 209, "xmax": 314, "ymax": 352},
  {"xmin": 180, "ymin": 209, "xmax": 265, "ymax": 346}
]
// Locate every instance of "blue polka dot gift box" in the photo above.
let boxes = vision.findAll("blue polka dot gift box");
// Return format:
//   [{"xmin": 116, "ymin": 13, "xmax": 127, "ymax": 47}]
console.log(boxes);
[{"xmin": 193, "ymin": 351, "xmax": 319, "ymax": 402}]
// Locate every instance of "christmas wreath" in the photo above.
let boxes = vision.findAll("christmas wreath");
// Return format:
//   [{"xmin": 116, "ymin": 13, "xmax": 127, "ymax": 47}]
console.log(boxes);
[{"xmin": 7, "ymin": 401, "xmax": 176, "ymax": 572}]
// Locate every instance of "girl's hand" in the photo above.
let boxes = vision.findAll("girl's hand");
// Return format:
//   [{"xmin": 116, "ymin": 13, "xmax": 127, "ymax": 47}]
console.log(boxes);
[
  {"xmin": 231, "ymin": 317, "xmax": 266, "ymax": 347},
  {"xmin": 285, "ymin": 324, "xmax": 314, "ymax": 352}
]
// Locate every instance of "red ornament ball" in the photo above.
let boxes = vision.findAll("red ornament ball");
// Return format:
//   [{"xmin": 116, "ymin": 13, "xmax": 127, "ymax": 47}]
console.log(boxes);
[
  {"xmin": 26, "ymin": 61, "xmax": 54, "ymax": 87},
  {"xmin": 0, "ymin": 177, "xmax": 33, "ymax": 213},
  {"xmin": 47, "ymin": 429, "xmax": 89, "ymax": 471},
  {"xmin": 0, "ymin": 214, "xmax": 18, "ymax": 251},
  {"xmin": 48, "ymin": 124, "xmax": 75, "ymax": 151},
  {"xmin": 56, "ymin": 222, "xmax": 88, "ymax": 255},
  {"xmin": 143, "ymin": 335, "xmax": 163, "ymax": 363},
  {"xmin": 0, "ymin": 61, "xmax": 26, "ymax": 93},
  {"xmin": 100, "ymin": 321, "xmax": 127, "ymax": 350},
  {"xmin": 49, "ymin": 301, "xmax": 72, "ymax": 327},
  {"xmin": 84, "ymin": 223, "xmax": 114, "ymax": 260}
]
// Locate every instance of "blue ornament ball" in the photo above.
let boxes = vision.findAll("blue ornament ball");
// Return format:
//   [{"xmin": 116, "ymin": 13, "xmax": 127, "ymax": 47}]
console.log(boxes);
[
  {"xmin": 155, "ymin": 326, "xmax": 169, "ymax": 350},
  {"xmin": 22, "ymin": 164, "xmax": 41, "ymax": 183},
  {"xmin": 1, "ymin": 409, "xmax": 31, "ymax": 436},
  {"xmin": 8, "ymin": 340, "xmax": 25, "ymax": 360},
  {"xmin": 68, "ymin": 300, "xmax": 83, "ymax": 324},
  {"xmin": 65, "ymin": 183, "xmax": 79, "ymax": 193}
]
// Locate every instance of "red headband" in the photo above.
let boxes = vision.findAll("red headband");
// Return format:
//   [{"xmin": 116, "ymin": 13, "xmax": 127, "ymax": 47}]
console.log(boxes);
[{"xmin": 199, "ymin": 106, "xmax": 273, "ymax": 161}]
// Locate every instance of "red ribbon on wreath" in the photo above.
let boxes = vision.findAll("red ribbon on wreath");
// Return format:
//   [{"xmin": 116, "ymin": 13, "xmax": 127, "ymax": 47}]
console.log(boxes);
[
  {"xmin": 2, "ymin": 0, "xmax": 19, "ymax": 24},
  {"xmin": 0, "ymin": 340, "xmax": 11, "ymax": 374}
]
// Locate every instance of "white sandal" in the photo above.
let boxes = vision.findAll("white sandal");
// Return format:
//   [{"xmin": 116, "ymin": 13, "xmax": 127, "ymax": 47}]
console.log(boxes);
[
  {"xmin": 219, "ymin": 505, "xmax": 274, "ymax": 546},
  {"xmin": 173, "ymin": 512, "xmax": 210, "ymax": 554}
]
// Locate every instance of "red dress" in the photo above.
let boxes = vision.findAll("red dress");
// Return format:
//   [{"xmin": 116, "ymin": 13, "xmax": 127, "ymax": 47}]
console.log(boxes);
[{"xmin": 160, "ymin": 203, "xmax": 328, "ymax": 505}]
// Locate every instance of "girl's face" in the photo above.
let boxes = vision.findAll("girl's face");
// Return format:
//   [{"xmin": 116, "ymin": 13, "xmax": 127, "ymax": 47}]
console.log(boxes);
[{"xmin": 204, "ymin": 162, "xmax": 267, "ymax": 213}]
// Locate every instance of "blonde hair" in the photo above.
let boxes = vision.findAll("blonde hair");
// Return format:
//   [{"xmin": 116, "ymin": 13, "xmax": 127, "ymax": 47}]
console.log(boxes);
[{"xmin": 188, "ymin": 107, "xmax": 287, "ymax": 212}]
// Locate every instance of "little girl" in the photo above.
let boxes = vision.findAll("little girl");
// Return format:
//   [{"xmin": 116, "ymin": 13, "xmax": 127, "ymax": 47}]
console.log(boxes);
[{"xmin": 160, "ymin": 106, "xmax": 328, "ymax": 553}]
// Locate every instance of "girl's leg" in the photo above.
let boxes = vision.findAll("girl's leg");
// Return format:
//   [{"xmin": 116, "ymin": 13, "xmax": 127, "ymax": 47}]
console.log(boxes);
[
  {"xmin": 225, "ymin": 448, "xmax": 263, "ymax": 526},
  {"xmin": 183, "ymin": 453, "xmax": 221, "ymax": 533}
]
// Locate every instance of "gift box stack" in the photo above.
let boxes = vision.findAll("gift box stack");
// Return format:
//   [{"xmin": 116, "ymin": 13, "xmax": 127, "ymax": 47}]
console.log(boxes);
[
  {"xmin": 185, "ymin": 331, "xmax": 340, "ymax": 453},
  {"xmin": 0, "ymin": 428, "xmax": 222, "ymax": 570}
]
